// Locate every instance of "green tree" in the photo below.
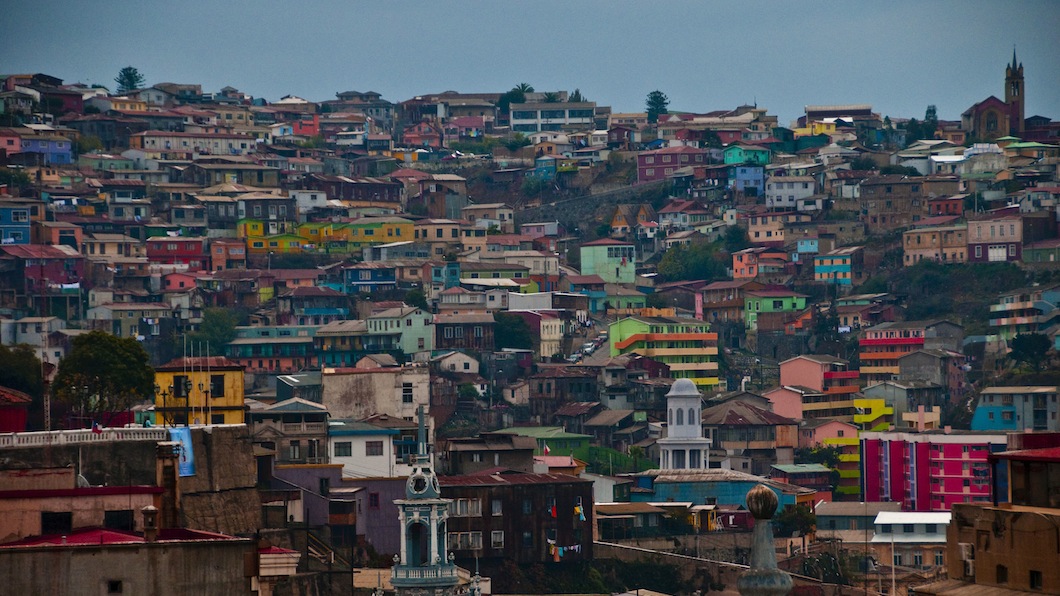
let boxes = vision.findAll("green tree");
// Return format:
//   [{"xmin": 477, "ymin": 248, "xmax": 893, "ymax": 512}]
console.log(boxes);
[
  {"xmin": 923, "ymin": 104, "xmax": 939, "ymax": 138},
  {"xmin": 0, "ymin": 167, "xmax": 32, "ymax": 192},
  {"xmin": 405, "ymin": 288, "xmax": 429, "ymax": 310},
  {"xmin": 569, "ymin": 88, "xmax": 586, "ymax": 103},
  {"xmin": 188, "ymin": 307, "xmax": 242, "ymax": 350},
  {"xmin": 774, "ymin": 504, "xmax": 816, "ymax": 538},
  {"xmin": 504, "ymin": 132, "xmax": 532, "ymax": 153},
  {"xmin": 880, "ymin": 164, "xmax": 921, "ymax": 176},
  {"xmin": 646, "ymin": 90, "xmax": 669, "ymax": 123},
  {"xmin": 657, "ymin": 242, "xmax": 727, "ymax": 283},
  {"xmin": 904, "ymin": 117, "xmax": 922, "ymax": 147},
  {"xmin": 494, "ymin": 313, "xmax": 533, "ymax": 350},
  {"xmin": 76, "ymin": 135, "xmax": 103, "ymax": 155},
  {"xmin": 542, "ymin": 92, "xmax": 561, "ymax": 103},
  {"xmin": 114, "ymin": 66, "xmax": 145, "ymax": 94},
  {"xmin": 0, "ymin": 344, "xmax": 45, "ymax": 429},
  {"xmin": 850, "ymin": 156, "xmax": 878, "ymax": 171},
  {"xmin": 497, "ymin": 83, "xmax": 534, "ymax": 117},
  {"xmin": 52, "ymin": 331, "xmax": 155, "ymax": 426},
  {"xmin": 723, "ymin": 225, "xmax": 751, "ymax": 253},
  {"xmin": 1009, "ymin": 333, "xmax": 1051, "ymax": 372}
]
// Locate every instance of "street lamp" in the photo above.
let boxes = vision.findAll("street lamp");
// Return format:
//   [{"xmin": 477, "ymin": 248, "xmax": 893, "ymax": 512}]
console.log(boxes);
[
  {"xmin": 183, "ymin": 378, "xmax": 192, "ymax": 427},
  {"xmin": 154, "ymin": 383, "xmax": 172, "ymax": 427}
]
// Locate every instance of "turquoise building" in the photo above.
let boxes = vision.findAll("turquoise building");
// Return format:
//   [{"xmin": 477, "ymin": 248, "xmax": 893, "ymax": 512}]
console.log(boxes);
[
  {"xmin": 629, "ymin": 469, "xmax": 813, "ymax": 510},
  {"xmin": 579, "ymin": 238, "xmax": 636, "ymax": 284}
]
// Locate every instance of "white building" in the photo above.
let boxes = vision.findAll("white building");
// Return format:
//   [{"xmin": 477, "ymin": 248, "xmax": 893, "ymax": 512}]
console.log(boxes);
[
  {"xmin": 510, "ymin": 102, "xmax": 598, "ymax": 133},
  {"xmin": 328, "ymin": 419, "xmax": 418, "ymax": 478},
  {"xmin": 765, "ymin": 176, "xmax": 816, "ymax": 210},
  {"xmin": 657, "ymin": 379, "xmax": 712, "ymax": 470}
]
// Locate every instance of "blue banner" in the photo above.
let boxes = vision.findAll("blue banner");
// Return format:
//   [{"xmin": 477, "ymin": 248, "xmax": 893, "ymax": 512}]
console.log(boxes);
[{"xmin": 168, "ymin": 428, "xmax": 197, "ymax": 477}]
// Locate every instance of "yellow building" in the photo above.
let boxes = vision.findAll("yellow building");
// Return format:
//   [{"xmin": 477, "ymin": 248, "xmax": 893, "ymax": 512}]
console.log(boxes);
[
  {"xmin": 154, "ymin": 356, "xmax": 246, "ymax": 426},
  {"xmin": 793, "ymin": 120, "xmax": 838, "ymax": 138}
]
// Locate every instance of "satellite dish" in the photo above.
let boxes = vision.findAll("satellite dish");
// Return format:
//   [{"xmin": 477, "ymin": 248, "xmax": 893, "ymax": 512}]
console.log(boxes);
[{"xmin": 76, "ymin": 474, "xmax": 90, "ymax": 488}]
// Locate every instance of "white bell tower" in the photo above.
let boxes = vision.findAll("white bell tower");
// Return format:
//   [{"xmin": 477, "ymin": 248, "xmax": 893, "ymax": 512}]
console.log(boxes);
[{"xmin": 657, "ymin": 378, "xmax": 712, "ymax": 470}]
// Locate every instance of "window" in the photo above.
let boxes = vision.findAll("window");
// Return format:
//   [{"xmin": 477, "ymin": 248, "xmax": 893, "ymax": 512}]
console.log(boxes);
[
  {"xmin": 879, "ymin": 524, "xmax": 892, "ymax": 534},
  {"xmin": 903, "ymin": 524, "xmax": 915, "ymax": 533},
  {"xmin": 289, "ymin": 440, "xmax": 301, "ymax": 460},
  {"xmin": 935, "ymin": 551, "xmax": 944, "ymax": 566},
  {"xmin": 334, "ymin": 442, "xmax": 352, "ymax": 457},
  {"xmin": 522, "ymin": 499, "xmax": 532, "ymax": 515},
  {"xmin": 402, "ymin": 382, "xmax": 414, "ymax": 404},
  {"xmin": 107, "ymin": 580, "xmax": 123, "ymax": 594},
  {"xmin": 491, "ymin": 499, "xmax": 503, "ymax": 516},
  {"xmin": 368, "ymin": 492, "xmax": 380, "ymax": 509},
  {"xmin": 893, "ymin": 552, "xmax": 903, "ymax": 566},
  {"xmin": 913, "ymin": 551, "xmax": 923, "ymax": 566},
  {"xmin": 996, "ymin": 565, "xmax": 1008, "ymax": 584},
  {"xmin": 365, "ymin": 441, "xmax": 384, "ymax": 456},
  {"xmin": 104, "ymin": 510, "xmax": 134, "ymax": 531},
  {"xmin": 1030, "ymin": 569, "xmax": 1042, "ymax": 590},
  {"xmin": 210, "ymin": 374, "xmax": 224, "ymax": 398},
  {"xmin": 490, "ymin": 530, "xmax": 505, "ymax": 549},
  {"xmin": 41, "ymin": 511, "xmax": 72, "ymax": 534},
  {"xmin": 522, "ymin": 530, "xmax": 533, "ymax": 548}
]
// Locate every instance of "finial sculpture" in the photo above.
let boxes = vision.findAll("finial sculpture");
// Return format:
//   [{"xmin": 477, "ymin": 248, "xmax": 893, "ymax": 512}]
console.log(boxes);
[{"xmin": 737, "ymin": 484, "xmax": 793, "ymax": 596}]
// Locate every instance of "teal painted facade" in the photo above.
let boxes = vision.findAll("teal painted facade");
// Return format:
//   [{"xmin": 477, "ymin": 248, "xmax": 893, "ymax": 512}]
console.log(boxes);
[
  {"xmin": 580, "ymin": 240, "xmax": 636, "ymax": 284},
  {"xmin": 630, "ymin": 476, "xmax": 802, "ymax": 510},
  {"xmin": 723, "ymin": 145, "xmax": 771, "ymax": 165}
]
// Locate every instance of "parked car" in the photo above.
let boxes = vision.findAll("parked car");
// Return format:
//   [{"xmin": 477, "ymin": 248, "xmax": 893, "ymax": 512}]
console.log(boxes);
[{"xmin": 582, "ymin": 342, "xmax": 596, "ymax": 355}]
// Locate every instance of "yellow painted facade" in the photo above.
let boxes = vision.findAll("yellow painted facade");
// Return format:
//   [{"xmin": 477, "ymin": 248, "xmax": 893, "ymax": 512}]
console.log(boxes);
[{"xmin": 154, "ymin": 358, "xmax": 246, "ymax": 426}]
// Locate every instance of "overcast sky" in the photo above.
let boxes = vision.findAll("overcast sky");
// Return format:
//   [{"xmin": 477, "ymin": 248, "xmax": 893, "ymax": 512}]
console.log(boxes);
[{"xmin": 3, "ymin": 0, "xmax": 1058, "ymax": 126}]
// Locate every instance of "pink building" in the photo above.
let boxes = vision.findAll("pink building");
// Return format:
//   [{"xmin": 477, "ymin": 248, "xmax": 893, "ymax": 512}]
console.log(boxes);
[
  {"xmin": 798, "ymin": 418, "xmax": 857, "ymax": 449},
  {"xmin": 636, "ymin": 146, "xmax": 708, "ymax": 184},
  {"xmin": 861, "ymin": 430, "xmax": 1008, "ymax": 511}
]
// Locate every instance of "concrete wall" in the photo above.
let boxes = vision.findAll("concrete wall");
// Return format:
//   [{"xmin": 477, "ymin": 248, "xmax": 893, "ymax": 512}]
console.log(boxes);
[
  {"xmin": 321, "ymin": 366, "xmax": 430, "ymax": 421},
  {"xmin": 0, "ymin": 426, "xmax": 262, "ymax": 536},
  {"xmin": 0, "ymin": 539, "xmax": 255, "ymax": 596}
]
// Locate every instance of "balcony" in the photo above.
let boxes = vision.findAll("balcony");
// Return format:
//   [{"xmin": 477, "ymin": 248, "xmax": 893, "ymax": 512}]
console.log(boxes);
[
  {"xmin": 391, "ymin": 564, "xmax": 459, "ymax": 587},
  {"xmin": 858, "ymin": 337, "xmax": 925, "ymax": 347},
  {"xmin": 859, "ymin": 366, "xmax": 900, "ymax": 375},
  {"xmin": 281, "ymin": 422, "xmax": 326, "ymax": 433}
]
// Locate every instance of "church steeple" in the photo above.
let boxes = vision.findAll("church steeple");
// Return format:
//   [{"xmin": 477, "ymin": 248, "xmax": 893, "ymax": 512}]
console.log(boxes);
[
  {"xmin": 1004, "ymin": 47, "xmax": 1025, "ymax": 135},
  {"xmin": 391, "ymin": 406, "xmax": 459, "ymax": 596}
]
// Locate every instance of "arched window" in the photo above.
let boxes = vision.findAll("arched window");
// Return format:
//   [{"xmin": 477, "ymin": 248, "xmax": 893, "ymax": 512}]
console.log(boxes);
[
  {"xmin": 668, "ymin": 409, "xmax": 673, "ymax": 425},
  {"xmin": 986, "ymin": 112, "xmax": 998, "ymax": 132},
  {"xmin": 676, "ymin": 408, "xmax": 684, "ymax": 426},
  {"xmin": 689, "ymin": 408, "xmax": 696, "ymax": 426}
]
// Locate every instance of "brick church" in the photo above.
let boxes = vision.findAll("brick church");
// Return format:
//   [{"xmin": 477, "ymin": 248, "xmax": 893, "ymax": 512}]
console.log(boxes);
[{"xmin": 961, "ymin": 50, "xmax": 1025, "ymax": 141}]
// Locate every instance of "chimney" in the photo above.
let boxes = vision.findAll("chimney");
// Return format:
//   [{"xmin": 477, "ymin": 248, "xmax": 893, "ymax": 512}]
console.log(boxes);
[
  {"xmin": 142, "ymin": 505, "xmax": 159, "ymax": 542},
  {"xmin": 944, "ymin": 425, "xmax": 952, "ymax": 435},
  {"xmin": 156, "ymin": 441, "xmax": 182, "ymax": 529}
]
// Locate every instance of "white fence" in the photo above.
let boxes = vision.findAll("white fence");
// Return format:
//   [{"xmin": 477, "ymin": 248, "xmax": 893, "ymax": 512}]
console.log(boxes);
[{"xmin": 0, "ymin": 427, "xmax": 169, "ymax": 448}]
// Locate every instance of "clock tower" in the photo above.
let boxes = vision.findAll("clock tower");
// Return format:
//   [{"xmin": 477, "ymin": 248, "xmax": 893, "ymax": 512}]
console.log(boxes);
[{"xmin": 391, "ymin": 407, "xmax": 459, "ymax": 596}]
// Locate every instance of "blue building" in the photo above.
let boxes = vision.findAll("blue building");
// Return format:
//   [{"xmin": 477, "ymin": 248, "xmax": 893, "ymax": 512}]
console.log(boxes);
[
  {"xmin": 20, "ymin": 134, "xmax": 72, "ymax": 165},
  {"xmin": 629, "ymin": 468, "xmax": 814, "ymax": 510},
  {"xmin": 0, "ymin": 200, "xmax": 34, "ymax": 244},
  {"xmin": 971, "ymin": 386, "xmax": 1060, "ymax": 432},
  {"xmin": 343, "ymin": 262, "xmax": 397, "ymax": 294},
  {"xmin": 813, "ymin": 246, "xmax": 863, "ymax": 286},
  {"xmin": 730, "ymin": 165, "xmax": 765, "ymax": 196}
]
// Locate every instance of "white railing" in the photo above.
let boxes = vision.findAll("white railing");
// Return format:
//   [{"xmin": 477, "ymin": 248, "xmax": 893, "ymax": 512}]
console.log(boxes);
[
  {"xmin": 0, "ymin": 427, "xmax": 169, "ymax": 448},
  {"xmin": 392, "ymin": 566, "xmax": 458, "ymax": 582}
]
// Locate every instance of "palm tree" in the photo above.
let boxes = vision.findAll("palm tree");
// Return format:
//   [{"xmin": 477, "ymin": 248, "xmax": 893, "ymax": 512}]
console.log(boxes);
[
  {"xmin": 542, "ymin": 92, "xmax": 561, "ymax": 103},
  {"xmin": 513, "ymin": 83, "xmax": 534, "ymax": 94}
]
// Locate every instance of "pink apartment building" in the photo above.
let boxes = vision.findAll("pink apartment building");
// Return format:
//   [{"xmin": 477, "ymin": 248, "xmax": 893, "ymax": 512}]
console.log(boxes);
[{"xmin": 861, "ymin": 430, "xmax": 1008, "ymax": 511}]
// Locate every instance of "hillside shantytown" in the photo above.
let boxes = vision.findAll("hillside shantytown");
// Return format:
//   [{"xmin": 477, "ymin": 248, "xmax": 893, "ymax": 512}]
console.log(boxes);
[{"xmin": 0, "ymin": 52, "xmax": 1059, "ymax": 596}]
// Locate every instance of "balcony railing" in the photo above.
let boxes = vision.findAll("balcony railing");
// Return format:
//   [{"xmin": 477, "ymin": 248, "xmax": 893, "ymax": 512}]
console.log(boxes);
[
  {"xmin": 391, "ymin": 564, "xmax": 459, "ymax": 586},
  {"xmin": 0, "ymin": 427, "xmax": 169, "ymax": 448}
]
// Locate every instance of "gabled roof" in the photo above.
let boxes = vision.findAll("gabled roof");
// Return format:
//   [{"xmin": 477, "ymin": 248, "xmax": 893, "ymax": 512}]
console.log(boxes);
[
  {"xmin": 584, "ymin": 409, "xmax": 635, "ymax": 428},
  {"xmin": 701, "ymin": 400, "xmax": 797, "ymax": 426}
]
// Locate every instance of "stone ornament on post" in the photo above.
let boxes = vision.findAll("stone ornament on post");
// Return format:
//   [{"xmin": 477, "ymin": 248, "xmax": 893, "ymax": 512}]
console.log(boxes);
[{"xmin": 737, "ymin": 484, "xmax": 793, "ymax": 596}]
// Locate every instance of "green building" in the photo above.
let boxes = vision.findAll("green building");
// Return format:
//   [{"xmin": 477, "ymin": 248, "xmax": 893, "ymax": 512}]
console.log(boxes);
[
  {"xmin": 492, "ymin": 426, "xmax": 591, "ymax": 456},
  {"xmin": 579, "ymin": 238, "xmax": 636, "ymax": 284},
  {"xmin": 609, "ymin": 316, "xmax": 720, "ymax": 390},
  {"xmin": 744, "ymin": 290, "xmax": 808, "ymax": 331}
]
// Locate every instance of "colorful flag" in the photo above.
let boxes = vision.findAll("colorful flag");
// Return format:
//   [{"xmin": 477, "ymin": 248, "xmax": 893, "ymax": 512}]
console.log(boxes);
[
  {"xmin": 91, "ymin": 421, "xmax": 102, "ymax": 434},
  {"xmin": 543, "ymin": 443, "xmax": 551, "ymax": 455}
]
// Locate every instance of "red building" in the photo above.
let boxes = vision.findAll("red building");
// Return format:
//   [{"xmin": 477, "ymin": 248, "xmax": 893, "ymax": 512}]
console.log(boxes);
[
  {"xmin": 927, "ymin": 195, "xmax": 965, "ymax": 217},
  {"xmin": 0, "ymin": 244, "xmax": 85, "ymax": 315},
  {"xmin": 861, "ymin": 430, "xmax": 1007, "ymax": 511},
  {"xmin": 146, "ymin": 237, "xmax": 208, "ymax": 270},
  {"xmin": 402, "ymin": 120, "xmax": 443, "ymax": 148},
  {"xmin": 636, "ymin": 146, "xmax": 708, "ymax": 184},
  {"xmin": 0, "ymin": 386, "xmax": 31, "ymax": 432}
]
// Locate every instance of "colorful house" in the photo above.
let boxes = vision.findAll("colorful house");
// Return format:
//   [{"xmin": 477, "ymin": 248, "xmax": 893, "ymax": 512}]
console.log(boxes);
[
  {"xmin": 861, "ymin": 430, "xmax": 1008, "ymax": 511},
  {"xmin": 723, "ymin": 144, "xmax": 771, "ymax": 166},
  {"xmin": 579, "ymin": 238, "xmax": 635, "ymax": 285},
  {"xmin": 153, "ymin": 356, "xmax": 246, "ymax": 426},
  {"xmin": 971, "ymin": 386, "xmax": 1060, "ymax": 432},
  {"xmin": 609, "ymin": 316, "xmax": 720, "ymax": 390},
  {"xmin": 813, "ymin": 246, "xmax": 863, "ymax": 286},
  {"xmin": 744, "ymin": 290, "xmax": 808, "ymax": 331}
]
